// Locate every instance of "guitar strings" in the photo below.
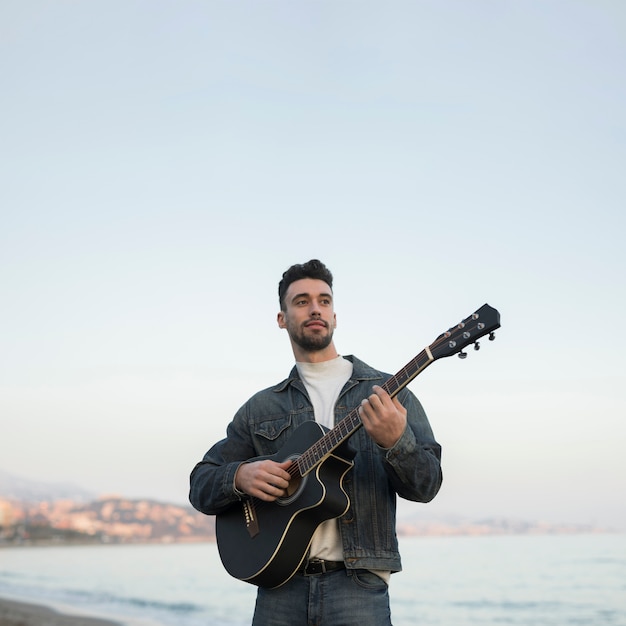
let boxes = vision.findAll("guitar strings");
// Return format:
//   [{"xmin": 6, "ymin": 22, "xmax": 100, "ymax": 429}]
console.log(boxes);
[
  {"xmin": 285, "ymin": 320, "xmax": 477, "ymax": 481},
  {"xmin": 248, "ymin": 316, "xmax": 485, "ymax": 507}
]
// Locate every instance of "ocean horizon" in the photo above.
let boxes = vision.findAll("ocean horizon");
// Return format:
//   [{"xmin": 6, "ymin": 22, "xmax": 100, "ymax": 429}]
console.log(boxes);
[{"xmin": 1, "ymin": 533, "xmax": 625, "ymax": 626}]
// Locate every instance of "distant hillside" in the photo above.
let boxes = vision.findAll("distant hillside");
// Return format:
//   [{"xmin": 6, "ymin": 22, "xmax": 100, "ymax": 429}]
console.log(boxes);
[
  {"xmin": 0, "ymin": 470, "xmax": 613, "ymax": 546},
  {"xmin": 0, "ymin": 494, "xmax": 215, "ymax": 546}
]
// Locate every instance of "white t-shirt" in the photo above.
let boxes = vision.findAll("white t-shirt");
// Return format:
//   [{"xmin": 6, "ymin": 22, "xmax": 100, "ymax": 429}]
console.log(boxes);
[{"xmin": 296, "ymin": 356, "xmax": 353, "ymax": 562}]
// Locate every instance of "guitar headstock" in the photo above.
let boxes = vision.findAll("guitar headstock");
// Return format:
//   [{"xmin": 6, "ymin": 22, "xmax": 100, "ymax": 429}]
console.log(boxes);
[{"xmin": 430, "ymin": 304, "xmax": 501, "ymax": 360}]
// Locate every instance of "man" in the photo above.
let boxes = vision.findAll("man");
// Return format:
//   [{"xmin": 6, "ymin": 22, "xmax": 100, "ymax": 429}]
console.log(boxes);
[{"xmin": 189, "ymin": 259, "xmax": 442, "ymax": 625}]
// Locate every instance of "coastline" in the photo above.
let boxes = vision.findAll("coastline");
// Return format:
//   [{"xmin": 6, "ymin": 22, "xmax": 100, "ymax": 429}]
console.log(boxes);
[{"xmin": 0, "ymin": 597, "xmax": 122, "ymax": 626}]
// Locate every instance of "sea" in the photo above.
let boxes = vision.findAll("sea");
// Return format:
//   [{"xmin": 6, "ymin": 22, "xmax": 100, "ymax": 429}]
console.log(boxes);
[{"xmin": 1, "ymin": 534, "xmax": 625, "ymax": 626}]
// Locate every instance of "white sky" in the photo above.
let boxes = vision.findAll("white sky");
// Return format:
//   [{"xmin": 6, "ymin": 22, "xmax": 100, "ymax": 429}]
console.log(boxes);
[{"xmin": 1, "ymin": 1, "xmax": 625, "ymax": 530}]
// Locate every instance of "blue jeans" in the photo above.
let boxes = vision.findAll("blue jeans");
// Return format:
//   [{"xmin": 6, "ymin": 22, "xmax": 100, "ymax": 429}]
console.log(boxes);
[{"xmin": 251, "ymin": 569, "xmax": 392, "ymax": 626}]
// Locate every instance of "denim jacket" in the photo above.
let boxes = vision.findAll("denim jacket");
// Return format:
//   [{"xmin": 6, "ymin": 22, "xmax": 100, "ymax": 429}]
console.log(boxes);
[{"xmin": 189, "ymin": 355, "xmax": 442, "ymax": 574}]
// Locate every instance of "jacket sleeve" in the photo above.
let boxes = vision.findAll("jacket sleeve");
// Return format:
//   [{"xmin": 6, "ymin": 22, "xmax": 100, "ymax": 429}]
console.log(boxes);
[
  {"xmin": 380, "ymin": 388, "xmax": 443, "ymax": 503},
  {"xmin": 189, "ymin": 403, "xmax": 257, "ymax": 516}
]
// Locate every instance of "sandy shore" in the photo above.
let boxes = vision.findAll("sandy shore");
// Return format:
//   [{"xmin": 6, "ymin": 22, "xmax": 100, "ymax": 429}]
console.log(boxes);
[{"xmin": 0, "ymin": 597, "xmax": 122, "ymax": 626}]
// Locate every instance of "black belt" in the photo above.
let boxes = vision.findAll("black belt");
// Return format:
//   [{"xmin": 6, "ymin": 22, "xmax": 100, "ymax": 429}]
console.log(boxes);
[{"xmin": 300, "ymin": 559, "xmax": 346, "ymax": 576}]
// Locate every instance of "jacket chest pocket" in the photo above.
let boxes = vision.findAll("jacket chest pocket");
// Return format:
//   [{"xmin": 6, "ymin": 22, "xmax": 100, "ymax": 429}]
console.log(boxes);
[{"xmin": 253, "ymin": 416, "xmax": 294, "ymax": 455}]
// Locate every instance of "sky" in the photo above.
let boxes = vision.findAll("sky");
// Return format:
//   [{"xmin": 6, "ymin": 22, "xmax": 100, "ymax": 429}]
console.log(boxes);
[{"xmin": 1, "ymin": 1, "xmax": 625, "ymax": 531}]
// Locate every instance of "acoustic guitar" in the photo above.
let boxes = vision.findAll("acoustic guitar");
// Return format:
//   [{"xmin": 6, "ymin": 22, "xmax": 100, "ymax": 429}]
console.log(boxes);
[{"xmin": 216, "ymin": 303, "xmax": 501, "ymax": 588}]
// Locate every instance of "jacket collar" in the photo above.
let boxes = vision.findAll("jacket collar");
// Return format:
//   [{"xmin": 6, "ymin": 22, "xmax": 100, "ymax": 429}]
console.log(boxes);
[{"xmin": 272, "ymin": 355, "xmax": 383, "ymax": 393}]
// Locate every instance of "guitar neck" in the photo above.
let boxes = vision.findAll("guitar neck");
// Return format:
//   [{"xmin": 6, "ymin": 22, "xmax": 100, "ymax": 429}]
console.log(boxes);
[
  {"xmin": 296, "ymin": 347, "xmax": 435, "ymax": 475},
  {"xmin": 295, "ymin": 303, "xmax": 501, "ymax": 476}
]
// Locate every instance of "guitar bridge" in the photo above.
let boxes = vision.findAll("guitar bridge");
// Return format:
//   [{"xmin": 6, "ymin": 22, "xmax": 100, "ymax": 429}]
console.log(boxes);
[{"xmin": 243, "ymin": 499, "xmax": 260, "ymax": 538}]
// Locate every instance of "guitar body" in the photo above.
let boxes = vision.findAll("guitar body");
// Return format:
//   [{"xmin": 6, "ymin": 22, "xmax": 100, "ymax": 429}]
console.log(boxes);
[{"xmin": 216, "ymin": 421, "xmax": 355, "ymax": 588}]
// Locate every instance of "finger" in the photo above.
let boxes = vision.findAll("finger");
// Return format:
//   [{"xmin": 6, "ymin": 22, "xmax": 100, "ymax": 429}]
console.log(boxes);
[
  {"xmin": 359, "ymin": 398, "xmax": 373, "ymax": 420},
  {"xmin": 277, "ymin": 459, "xmax": 294, "ymax": 477},
  {"xmin": 361, "ymin": 392, "xmax": 385, "ymax": 420},
  {"xmin": 256, "ymin": 488, "xmax": 280, "ymax": 502},
  {"xmin": 372, "ymin": 385, "xmax": 395, "ymax": 406},
  {"xmin": 252, "ymin": 477, "xmax": 285, "ymax": 500},
  {"xmin": 392, "ymin": 396, "xmax": 407, "ymax": 414},
  {"xmin": 266, "ymin": 474, "xmax": 290, "ymax": 490},
  {"xmin": 265, "ymin": 483, "xmax": 286, "ymax": 497},
  {"xmin": 268, "ymin": 462, "xmax": 292, "ymax": 485}
]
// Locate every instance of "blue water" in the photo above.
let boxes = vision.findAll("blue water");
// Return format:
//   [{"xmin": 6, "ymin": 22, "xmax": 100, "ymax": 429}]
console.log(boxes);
[{"xmin": 1, "ymin": 534, "xmax": 625, "ymax": 626}]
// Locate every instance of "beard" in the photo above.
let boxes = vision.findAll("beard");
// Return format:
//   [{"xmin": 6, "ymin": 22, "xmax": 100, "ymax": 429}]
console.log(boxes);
[{"xmin": 288, "ymin": 322, "xmax": 334, "ymax": 353}]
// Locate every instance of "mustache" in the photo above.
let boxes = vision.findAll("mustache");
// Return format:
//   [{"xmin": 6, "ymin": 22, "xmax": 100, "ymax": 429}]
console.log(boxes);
[{"xmin": 304, "ymin": 318, "xmax": 329, "ymax": 328}]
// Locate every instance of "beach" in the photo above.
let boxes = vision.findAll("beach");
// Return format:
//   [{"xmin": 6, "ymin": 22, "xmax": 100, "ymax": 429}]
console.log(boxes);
[{"xmin": 0, "ymin": 597, "xmax": 120, "ymax": 626}]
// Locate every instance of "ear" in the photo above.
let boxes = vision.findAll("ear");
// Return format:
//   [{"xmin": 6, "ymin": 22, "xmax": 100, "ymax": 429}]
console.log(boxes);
[{"xmin": 277, "ymin": 311, "xmax": 286, "ymax": 329}]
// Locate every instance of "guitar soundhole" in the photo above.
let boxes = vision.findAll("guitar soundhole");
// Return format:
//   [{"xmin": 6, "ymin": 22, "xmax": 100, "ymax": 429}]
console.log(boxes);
[{"xmin": 276, "ymin": 454, "xmax": 307, "ymax": 507}]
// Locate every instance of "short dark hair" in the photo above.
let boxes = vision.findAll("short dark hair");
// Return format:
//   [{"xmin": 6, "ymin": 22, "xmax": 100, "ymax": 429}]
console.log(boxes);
[{"xmin": 278, "ymin": 259, "xmax": 334, "ymax": 311}]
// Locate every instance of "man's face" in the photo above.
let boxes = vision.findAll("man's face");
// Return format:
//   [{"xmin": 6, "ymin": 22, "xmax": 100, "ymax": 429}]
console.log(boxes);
[{"xmin": 278, "ymin": 278, "xmax": 336, "ymax": 353}]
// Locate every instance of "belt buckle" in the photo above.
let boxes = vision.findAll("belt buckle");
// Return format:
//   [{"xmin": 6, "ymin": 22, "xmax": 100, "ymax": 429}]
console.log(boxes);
[{"xmin": 304, "ymin": 559, "xmax": 325, "ymax": 575}]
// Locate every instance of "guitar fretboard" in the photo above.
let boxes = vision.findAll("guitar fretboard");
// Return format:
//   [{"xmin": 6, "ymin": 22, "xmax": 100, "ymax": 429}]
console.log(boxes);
[{"xmin": 295, "ymin": 347, "xmax": 434, "ymax": 476}]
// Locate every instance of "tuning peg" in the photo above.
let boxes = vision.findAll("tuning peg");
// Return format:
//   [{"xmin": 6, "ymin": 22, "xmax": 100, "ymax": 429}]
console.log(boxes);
[
  {"xmin": 474, "ymin": 341, "xmax": 480, "ymax": 351},
  {"xmin": 458, "ymin": 350, "xmax": 467, "ymax": 359},
  {"xmin": 489, "ymin": 332, "xmax": 496, "ymax": 341}
]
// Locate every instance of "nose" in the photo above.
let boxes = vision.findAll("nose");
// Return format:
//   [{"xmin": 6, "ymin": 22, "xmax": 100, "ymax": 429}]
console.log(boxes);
[{"xmin": 309, "ymin": 301, "xmax": 322, "ymax": 317}]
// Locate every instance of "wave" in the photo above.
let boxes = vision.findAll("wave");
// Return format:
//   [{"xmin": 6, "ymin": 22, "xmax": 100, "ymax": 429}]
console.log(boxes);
[
  {"xmin": 72, "ymin": 589, "xmax": 203, "ymax": 615},
  {"xmin": 0, "ymin": 579, "xmax": 206, "ymax": 626}
]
